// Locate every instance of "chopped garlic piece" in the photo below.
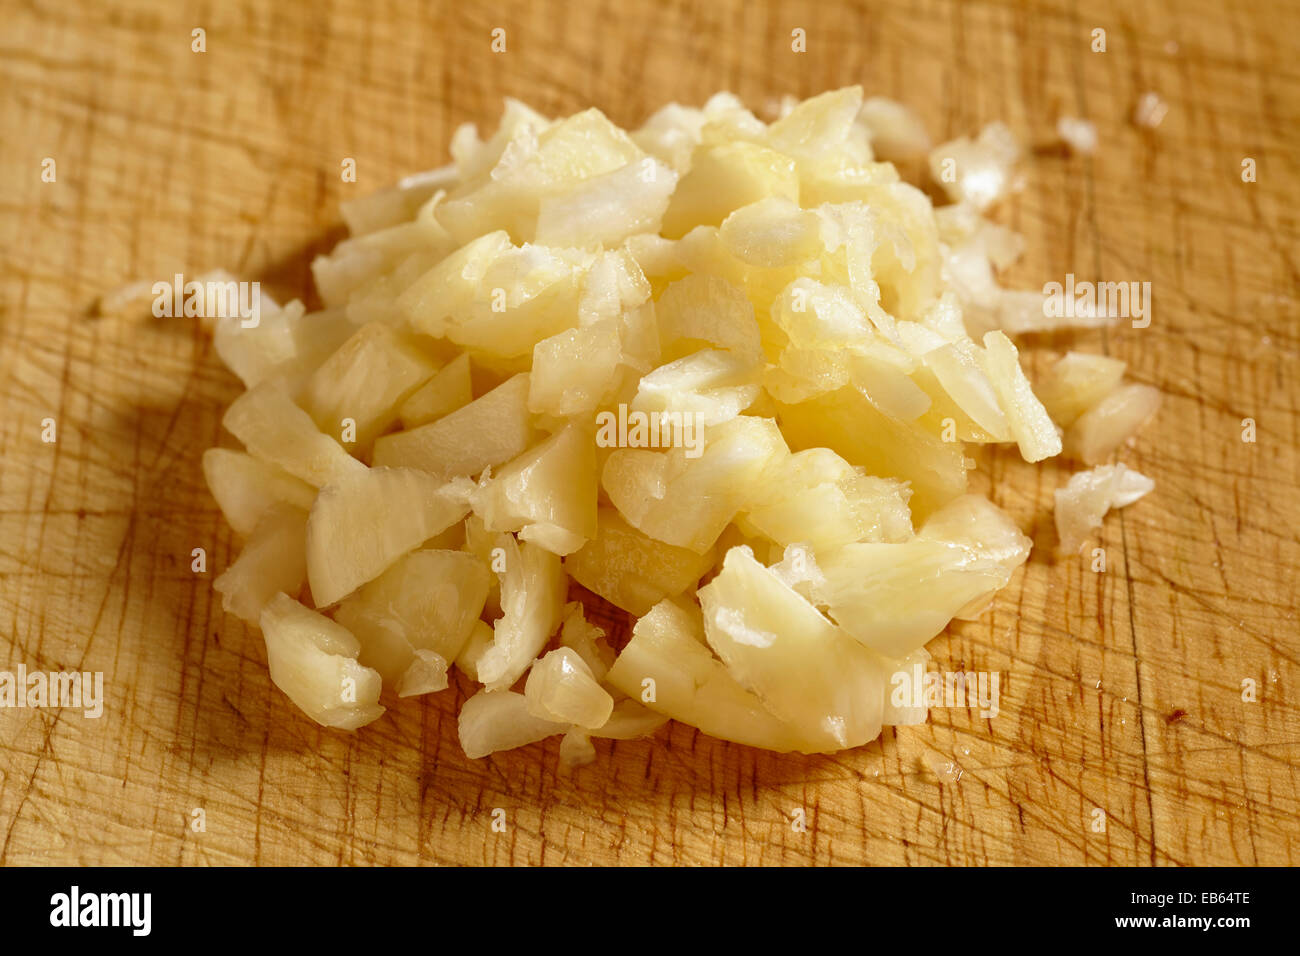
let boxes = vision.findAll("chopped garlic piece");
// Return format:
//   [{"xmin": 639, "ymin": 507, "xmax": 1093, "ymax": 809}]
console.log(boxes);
[
  {"xmin": 929, "ymin": 122, "xmax": 1021, "ymax": 211},
  {"xmin": 396, "ymin": 649, "xmax": 450, "ymax": 698},
  {"xmin": 525, "ymin": 647, "xmax": 614, "ymax": 729},
  {"xmin": 1056, "ymin": 117, "xmax": 1098, "ymax": 155},
  {"xmin": 559, "ymin": 730, "xmax": 597, "ymax": 769},
  {"xmin": 1036, "ymin": 352, "xmax": 1127, "ymax": 427},
  {"xmin": 260, "ymin": 593, "xmax": 385, "ymax": 730},
  {"xmin": 1067, "ymin": 383, "xmax": 1161, "ymax": 464},
  {"xmin": 858, "ymin": 97, "xmax": 931, "ymax": 161},
  {"xmin": 458, "ymin": 690, "xmax": 566, "ymax": 759},
  {"xmin": 1055, "ymin": 464, "xmax": 1155, "ymax": 553},
  {"xmin": 1133, "ymin": 92, "xmax": 1169, "ymax": 129}
]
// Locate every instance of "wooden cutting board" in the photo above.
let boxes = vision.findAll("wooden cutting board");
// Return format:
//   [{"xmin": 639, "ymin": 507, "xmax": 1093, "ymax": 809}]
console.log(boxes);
[{"xmin": 1, "ymin": 0, "xmax": 1297, "ymax": 866}]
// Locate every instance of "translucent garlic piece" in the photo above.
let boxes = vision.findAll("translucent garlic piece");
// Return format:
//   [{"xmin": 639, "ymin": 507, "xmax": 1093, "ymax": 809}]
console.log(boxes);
[
  {"xmin": 305, "ymin": 468, "xmax": 473, "ymax": 606},
  {"xmin": 980, "ymin": 331, "xmax": 1062, "ymax": 462},
  {"xmin": 214, "ymin": 504, "xmax": 308, "ymax": 624},
  {"xmin": 260, "ymin": 593, "xmax": 385, "ymax": 730},
  {"xmin": 698, "ymin": 545, "xmax": 888, "ymax": 751},
  {"xmin": 1056, "ymin": 117, "xmax": 1098, "ymax": 155},
  {"xmin": 602, "ymin": 416, "xmax": 787, "ymax": 553},
  {"xmin": 858, "ymin": 97, "xmax": 931, "ymax": 161},
  {"xmin": 1133, "ymin": 92, "xmax": 1169, "ymax": 130},
  {"xmin": 882, "ymin": 646, "xmax": 932, "ymax": 726},
  {"xmin": 534, "ymin": 156, "xmax": 678, "ymax": 248},
  {"xmin": 372, "ymin": 373, "xmax": 535, "ymax": 479},
  {"xmin": 398, "ymin": 352, "xmax": 473, "ymax": 428},
  {"xmin": 654, "ymin": 273, "xmax": 764, "ymax": 363},
  {"xmin": 395, "ymin": 649, "xmax": 450, "ymax": 698},
  {"xmin": 203, "ymin": 448, "xmax": 316, "ymax": 538},
  {"xmin": 740, "ymin": 448, "xmax": 913, "ymax": 551},
  {"xmin": 454, "ymin": 620, "xmax": 496, "ymax": 682},
  {"xmin": 818, "ymin": 495, "xmax": 1031, "ymax": 657},
  {"xmin": 631, "ymin": 349, "xmax": 762, "ymax": 428},
  {"xmin": 559, "ymin": 730, "xmax": 597, "ymax": 769},
  {"xmin": 525, "ymin": 648, "xmax": 614, "ymax": 729},
  {"xmin": 339, "ymin": 163, "xmax": 458, "ymax": 236},
  {"xmin": 477, "ymin": 536, "xmax": 567, "ymax": 691},
  {"xmin": 1035, "ymin": 352, "xmax": 1127, "ymax": 427},
  {"xmin": 590, "ymin": 699, "xmax": 670, "ymax": 740},
  {"xmin": 606, "ymin": 599, "xmax": 821, "ymax": 753},
  {"xmin": 333, "ymin": 548, "xmax": 489, "ymax": 685},
  {"xmin": 473, "ymin": 422, "xmax": 598, "ymax": 556},
  {"xmin": 929, "ymin": 122, "xmax": 1021, "ymax": 211},
  {"xmin": 564, "ymin": 507, "xmax": 718, "ymax": 616},
  {"xmin": 719, "ymin": 197, "xmax": 822, "ymax": 268},
  {"xmin": 767, "ymin": 542, "xmax": 828, "ymax": 605},
  {"xmin": 661, "ymin": 141, "xmax": 799, "ymax": 238},
  {"xmin": 222, "ymin": 378, "xmax": 367, "ymax": 489},
  {"xmin": 1066, "ymin": 383, "xmax": 1161, "ymax": 464},
  {"xmin": 558, "ymin": 602, "xmax": 615, "ymax": 681},
  {"xmin": 1054, "ymin": 463, "xmax": 1155, "ymax": 553},
  {"xmin": 302, "ymin": 321, "xmax": 439, "ymax": 450},
  {"xmin": 458, "ymin": 689, "xmax": 566, "ymax": 759}
]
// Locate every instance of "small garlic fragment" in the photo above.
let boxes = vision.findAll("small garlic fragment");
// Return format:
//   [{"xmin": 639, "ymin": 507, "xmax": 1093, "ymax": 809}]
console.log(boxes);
[
  {"xmin": 525, "ymin": 648, "xmax": 614, "ymax": 729},
  {"xmin": 1133, "ymin": 92, "xmax": 1169, "ymax": 129},
  {"xmin": 559, "ymin": 729, "xmax": 597, "ymax": 770},
  {"xmin": 396, "ymin": 649, "xmax": 450, "ymax": 698},
  {"xmin": 925, "ymin": 751, "xmax": 964, "ymax": 784},
  {"xmin": 1054, "ymin": 463, "xmax": 1155, "ymax": 553},
  {"xmin": 1056, "ymin": 117, "xmax": 1098, "ymax": 155}
]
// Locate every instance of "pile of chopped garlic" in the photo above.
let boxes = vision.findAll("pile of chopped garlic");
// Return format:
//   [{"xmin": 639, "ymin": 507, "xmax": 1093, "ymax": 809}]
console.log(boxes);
[{"xmin": 202, "ymin": 88, "xmax": 1158, "ymax": 763}]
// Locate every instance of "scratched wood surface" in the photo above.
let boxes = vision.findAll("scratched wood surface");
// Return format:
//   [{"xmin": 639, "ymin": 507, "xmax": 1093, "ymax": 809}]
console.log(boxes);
[{"xmin": 0, "ymin": 0, "xmax": 1297, "ymax": 866}]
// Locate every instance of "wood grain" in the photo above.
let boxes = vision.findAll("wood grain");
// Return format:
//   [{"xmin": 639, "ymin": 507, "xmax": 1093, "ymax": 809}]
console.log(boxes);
[{"xmin": 1, "ymin": 0, "xmax": 1297, "ymax": 866}]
